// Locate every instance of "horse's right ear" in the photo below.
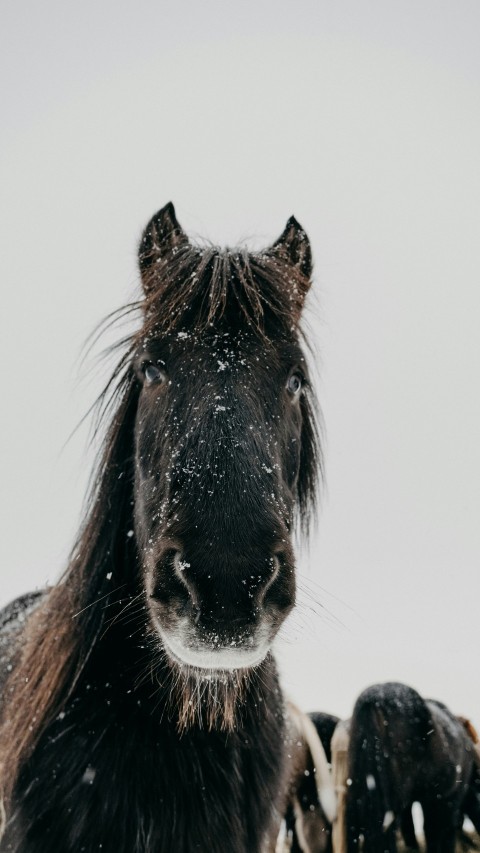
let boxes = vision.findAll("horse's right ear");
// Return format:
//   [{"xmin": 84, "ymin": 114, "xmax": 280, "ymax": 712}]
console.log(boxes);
[
  {"xmin": 138, "ymin": 202, "xmax": 188, "ymax": 288},
  {"xmin": 458, "ymin": 716, "xmax": 480, "ymax": 744}
]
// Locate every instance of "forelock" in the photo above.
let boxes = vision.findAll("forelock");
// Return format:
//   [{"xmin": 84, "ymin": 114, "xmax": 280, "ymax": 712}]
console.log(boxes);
[{"xmin": 140, "ymin": 243, "xmax": 310, "ymax": 340}]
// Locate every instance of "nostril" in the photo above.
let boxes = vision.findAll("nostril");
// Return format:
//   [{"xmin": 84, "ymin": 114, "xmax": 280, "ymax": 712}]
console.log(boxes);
[
  {"xmin": 173, "ymin": 550, "xmax": 190, "ymax": 575},
  {"xmin": 251, "ymin": 554, "xmax": 281, "ymax": 608},
  {"xmin": 261, "ymin": 553, "xmax": 281, "ymax": 597},
  {"xmin": 149, "ymin": 546, "xmax": 196, "ymax": 610},
  {"xmin": 257, "ymin": 549, "xmax": 291, "ymax": 609},
  {"xmin": 173, "ymin": 551, "xmax": 200, "ymax": 610}
]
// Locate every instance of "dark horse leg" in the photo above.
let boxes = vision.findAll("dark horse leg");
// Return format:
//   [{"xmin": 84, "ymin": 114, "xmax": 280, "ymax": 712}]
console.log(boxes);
[
  {"xmin": 422, "ymin": 801, "xmax": 457, "ymax": 853},
  {"xmin": 361, "ymin": 822, "xmax": 397, "ymax": 853},
  {"xmin": 401, "ymin": 806, "xmax": 419, "ymax": 850},
  {"xmin": 285, "ymin": 802, "xmax": 303, "ymax": 853}
]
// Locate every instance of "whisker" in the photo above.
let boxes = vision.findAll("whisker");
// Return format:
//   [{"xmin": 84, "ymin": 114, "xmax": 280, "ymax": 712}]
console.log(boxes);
[
  {"xmin": 101, "ymin": 592, "xmax": 144, "ymax": 637},
  {"xmin": 71, "ymin": 585, "xmax": 127, "ymax": 619}
]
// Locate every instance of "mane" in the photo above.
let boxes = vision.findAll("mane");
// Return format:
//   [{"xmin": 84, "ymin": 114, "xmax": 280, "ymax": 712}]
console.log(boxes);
[{"xmin": 0, "ymin": 237, "xmax": 322, "ymax": 807}]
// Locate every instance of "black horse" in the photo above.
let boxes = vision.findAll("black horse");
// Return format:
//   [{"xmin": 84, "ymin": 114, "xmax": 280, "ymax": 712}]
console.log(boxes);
[
  {"xmin": 345, "ymin": 682, "xmax": 480, "ymax": 853},
  {"xmin": 0, "ymin": 203, "xmax": 322, "ymax": 852}
]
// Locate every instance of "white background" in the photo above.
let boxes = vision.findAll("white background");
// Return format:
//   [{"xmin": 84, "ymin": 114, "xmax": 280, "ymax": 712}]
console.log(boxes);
[{"xmin": 1, "ymin": 0, "xmax": 479, "ymax": 721}]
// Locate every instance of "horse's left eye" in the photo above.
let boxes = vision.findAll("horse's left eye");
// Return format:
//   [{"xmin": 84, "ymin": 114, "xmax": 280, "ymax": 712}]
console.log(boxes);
[
  {"xmin": 143, "ymin": 363, "xmax": 166, "ymax": 385},
  {"xmin": 287, "ymin": 373, "xmax": 303, "ymax": 396}
]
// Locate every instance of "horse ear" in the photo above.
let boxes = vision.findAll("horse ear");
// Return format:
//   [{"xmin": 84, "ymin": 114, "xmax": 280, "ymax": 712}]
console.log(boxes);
[
  {"xmin": 270, "ymin": 216, "xmax": 312, "ymax": 280},
  {"xmin": 138, "ymin": 202, "xmax": 188, "ymax": 285},
  {"xmin": 458, "ymin": 716, "xmax": 480, "ymax": 744}
]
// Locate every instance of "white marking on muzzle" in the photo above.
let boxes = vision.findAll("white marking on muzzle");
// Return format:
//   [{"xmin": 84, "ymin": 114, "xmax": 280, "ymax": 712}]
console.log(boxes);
[{"xmin": 157, "ymin": 620, "xmax": 271, "ymax": 671}]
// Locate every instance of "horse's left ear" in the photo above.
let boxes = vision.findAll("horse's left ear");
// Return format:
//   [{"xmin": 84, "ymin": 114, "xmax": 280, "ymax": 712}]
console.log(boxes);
[
  {"xmin": 138, "ymin": 202, "xmax": 188, "ymax": 288},
  {"xmin": 270, "ymin": 216, "xmax": 312, "ymax": 280}
]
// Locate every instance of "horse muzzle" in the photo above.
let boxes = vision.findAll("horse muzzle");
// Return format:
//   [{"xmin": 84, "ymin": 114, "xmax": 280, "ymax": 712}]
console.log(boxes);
[{"xmin": 146, "ymin": 543, "xmax": 295, "ymax": 671}]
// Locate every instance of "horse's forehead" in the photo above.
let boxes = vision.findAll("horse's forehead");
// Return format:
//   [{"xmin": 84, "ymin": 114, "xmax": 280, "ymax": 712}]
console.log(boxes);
[
  {"xmin": 145, "ymin": 326, "xmax": 293, "ymax": 365},
  {"xmin": 173, "ymin": 329, "xmax": 253, "ymax": 353}
]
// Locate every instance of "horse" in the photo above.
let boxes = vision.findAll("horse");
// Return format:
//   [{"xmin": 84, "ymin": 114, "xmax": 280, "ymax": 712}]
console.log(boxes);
[
  {"xmin": 0, "ymin": 202, "xmax": 322, "ymax": 852},
  {"xmin": 309, "ymin": 713, "xmax": 341, "ymax": 766},
  {"xmin": 345, "ymin": 682, "xmax": 480, "ymax": 853},
  {"xmin": 282, "ymin": 711, "xmax": 340, "ymax": 852},
  {"xmin": 280, "ymin": 708, "xmax": 338, "ymax": 853}
]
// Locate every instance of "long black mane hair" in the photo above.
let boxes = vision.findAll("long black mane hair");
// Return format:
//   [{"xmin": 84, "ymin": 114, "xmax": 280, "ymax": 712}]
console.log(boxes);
[{"xmin": 0, "ymin": 204, "xmax": 321, "ymax": 852}]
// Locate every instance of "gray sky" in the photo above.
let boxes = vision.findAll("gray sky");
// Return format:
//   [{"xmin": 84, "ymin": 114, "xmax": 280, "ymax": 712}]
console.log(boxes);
[{"xmin": 1, "ymin": 0, "xmax": 479, "ymax": 720}]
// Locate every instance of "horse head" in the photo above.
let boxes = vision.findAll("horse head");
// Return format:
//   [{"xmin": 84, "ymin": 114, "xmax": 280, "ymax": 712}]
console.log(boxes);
[{"xmin": 133, "ymin": 203, "xmax": 319, "ymax": 678}]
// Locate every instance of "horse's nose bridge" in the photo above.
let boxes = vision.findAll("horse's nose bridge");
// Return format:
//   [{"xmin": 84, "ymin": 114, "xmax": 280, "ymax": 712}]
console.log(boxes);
[{"xmin": 172, "ymin": 399, "xmax": 282, "ymax": 512}]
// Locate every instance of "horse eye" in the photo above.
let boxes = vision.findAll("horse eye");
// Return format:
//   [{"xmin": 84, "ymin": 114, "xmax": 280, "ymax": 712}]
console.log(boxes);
[
  {"xmin": 143, "ymin": 363, "xmax": 166, "ymax": 385},
  {"xmin": 287, "ymin": 373, "xmax": 303, "ymax": 396}
]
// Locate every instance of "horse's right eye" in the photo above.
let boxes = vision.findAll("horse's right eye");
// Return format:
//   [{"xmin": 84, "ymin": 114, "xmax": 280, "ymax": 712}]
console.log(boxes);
[{"xmin": 143, "ymin": 363, "xmax": 166, "ymax": 385}]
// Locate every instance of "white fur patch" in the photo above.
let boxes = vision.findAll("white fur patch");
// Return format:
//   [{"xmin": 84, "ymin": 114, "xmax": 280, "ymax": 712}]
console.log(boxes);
[
  {"xmin": 383, "ymin": 810, "xmax": 395, "ymax": 829},
  {"xmin": 157, "ymin": 620, "xmax": 271, "ymax": 671},
  {"xmin": 0, "ymin": 797, "xmax": 5, "ymax": 841},
  {"xmin": 298, "ymin": 712, "xmax": 337, "ymax": 824},
  {"xmin": 293, "ymin": 796, "xmax": 311, "ymax": 853}
]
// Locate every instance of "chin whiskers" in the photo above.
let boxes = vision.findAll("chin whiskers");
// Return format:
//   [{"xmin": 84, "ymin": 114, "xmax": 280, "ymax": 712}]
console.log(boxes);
[{"xmin": 165, "ymin": 658, "xmax": 252, "ymax": 734}]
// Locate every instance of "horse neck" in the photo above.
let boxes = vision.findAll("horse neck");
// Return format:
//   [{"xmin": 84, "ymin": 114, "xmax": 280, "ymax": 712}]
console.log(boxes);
[{"xmin": 12, "ymin": 651, "xmax": 286, "ymax": 853}]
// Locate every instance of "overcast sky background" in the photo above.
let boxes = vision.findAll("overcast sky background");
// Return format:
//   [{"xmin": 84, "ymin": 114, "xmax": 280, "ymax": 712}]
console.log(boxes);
[{"xmin": 1, "ymin": 0, "xmax": 479, "ymax": 721}]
